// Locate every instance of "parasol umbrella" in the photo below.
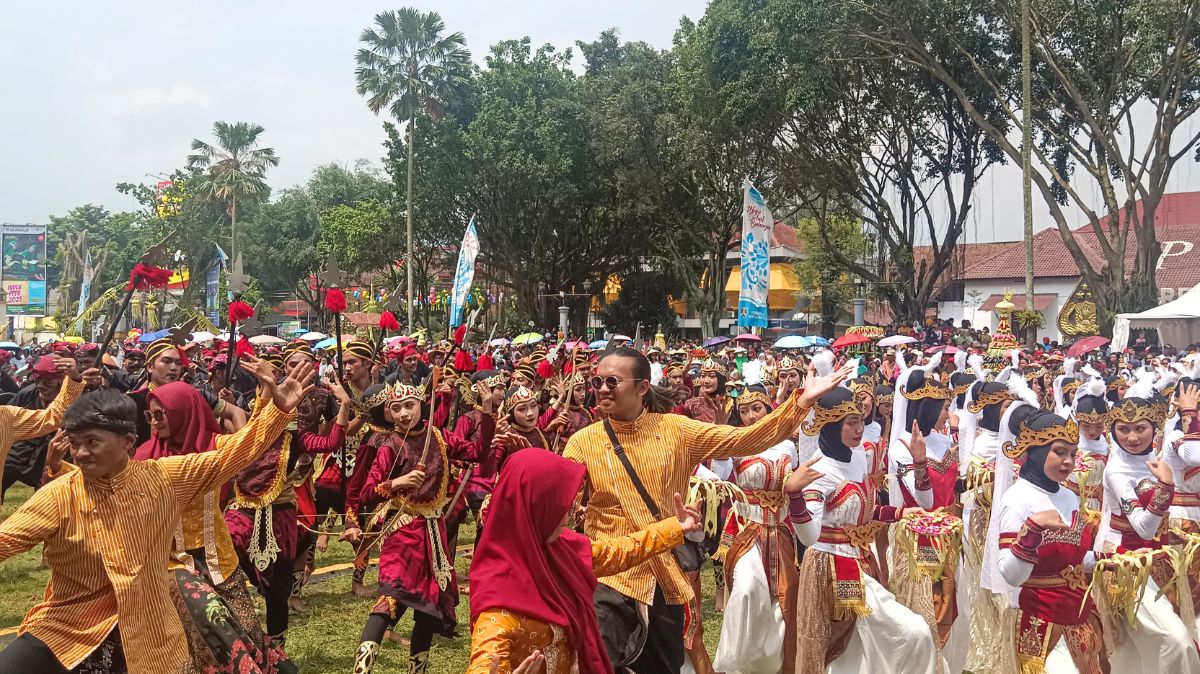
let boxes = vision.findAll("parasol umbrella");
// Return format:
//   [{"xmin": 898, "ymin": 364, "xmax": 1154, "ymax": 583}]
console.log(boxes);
[
  {"xmin": 735, "ymin": 333, "xmax": 762, "ymax": 342},
  {"xmin": 249, "ymin": 334, "xmax": 286, "ymax": 346},
  {"xmin": 561, "ymin": 340, "xmax": 591, "ymax": 351},
  {"xmin": 189, "ymin": 331, "xmax": 217, "ymax": 344},
  {"xmin": 925, "ymin": 344, "xmax": 959, "ymax": 355},
  {"xmin": 299, "ymin": 331, "xmax": 328, "ymax": 341},
  {"xmin": 878, "ymin": 334, "xmax": 918, "ymax": 348},
  {"xmin": 488, "ymin": 337, "xmax": 511, "ymax": 347},
  {"xmin": 512, "ymin": 332, "xmax": 544, "ymax": 345},
  {"xmin": 0, "ymin": 341, "xmax": 19, "ymax": 351},
  {"xmin": 703, "ymin": 335, "xmax": 731, "ymax": 348},
  {"xmin": 1067, "ymin": 335, "xmax": 1110, "ymax": 358},
  {"xmin": 137, "ymin": 329, "xmax": 171, "ymax": 343},
  {"xmin": 809, "ymin": 336, "xmax": 831, "ymax": 347},
  {"xmin": 774, "ymin": 335, "xmax": 811, "ymax": 349},
  {"xmin": 589, "ymin": 339, "xmax": 609, "ymax": 349},
  {"xmin": 831, "ymin": 333, "xmax": 870, "ymax": 349},
  {"xmin": 611, "ymin": 334, "xmax": 633, "ymax": 343},
  {"xmin": 314, "ymin": 337, "xmax": 337, "ymax": 350}
]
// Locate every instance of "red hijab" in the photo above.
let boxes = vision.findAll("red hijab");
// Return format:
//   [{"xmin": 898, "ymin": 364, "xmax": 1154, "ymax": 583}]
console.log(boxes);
[
  {"xmin": 133, "ymin": 381, "xmax": 221, "ymax": 460},
  {"xmin": 469, "ymin": 449, "xmax": 612, "ymax": 674}
]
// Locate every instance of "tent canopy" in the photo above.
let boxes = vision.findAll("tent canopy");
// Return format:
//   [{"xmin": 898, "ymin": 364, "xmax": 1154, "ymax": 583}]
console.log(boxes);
[{"xmin": 1112, "ymin": 283, "xmax": 1200, "ymax": 350}]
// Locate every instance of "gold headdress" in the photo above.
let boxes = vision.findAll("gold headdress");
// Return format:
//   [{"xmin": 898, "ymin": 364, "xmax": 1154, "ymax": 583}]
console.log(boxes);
[
  {"xmin": 777, "ymin": 356, "xmax": 802, "ymax": 373},
  {"xmin": 802, "ymin": 388, "xmax": 864, "ymax": 435},
  {"xmin": 502, "ymin": 385, "xmax": 538, "ymax": 415},
  {"xmin": 701, "ymin": 359, "xmax": 729, "ymax": 377},
  {"xmin": 387, "ymin": 381, "xmax": 425, "ymax": 404},
  {"xmin": 967, "ymin": 388, "xmax": 1015, "ymax": 414},
  {"xmin": 737, "ymin": 389, "xmax": 772, "ymax": 409},
  {"xmin": 1002, "ymin": 418, "xmax": 1079, "ymax": 460},
  {"xmin": 1107, "ymin": 397, "xmax": 1165, "ymax": 428},
  {"xmin": 902, "ymin": 380, "xmax": 952, "ymax": 402}
]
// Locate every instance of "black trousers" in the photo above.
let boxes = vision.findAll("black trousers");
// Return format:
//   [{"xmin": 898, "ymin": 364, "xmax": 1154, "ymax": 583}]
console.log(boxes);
[
  {"xmin": 0, "ymin": 633, "xmax": 67, "ymax": 674},
  {"xmin": 633, "ymin": 587, "xmax": 685, "ymax": 674}
]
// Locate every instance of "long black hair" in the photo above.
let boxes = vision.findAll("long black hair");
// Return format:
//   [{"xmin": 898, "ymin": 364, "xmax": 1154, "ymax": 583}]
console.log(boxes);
[{"xmin": 603, "ymin": 347, "xmax": 675, "ymax": 413}]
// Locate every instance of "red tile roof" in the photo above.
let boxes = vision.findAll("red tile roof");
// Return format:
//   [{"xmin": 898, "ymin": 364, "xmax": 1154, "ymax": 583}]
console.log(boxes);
[
  {"xmin": 955, "ymin": 191, "xmax": 1200, "ymax": 289},
  {"xmin": 978, "ymin": 293, "xmax": 1056, "ymax": 312}
]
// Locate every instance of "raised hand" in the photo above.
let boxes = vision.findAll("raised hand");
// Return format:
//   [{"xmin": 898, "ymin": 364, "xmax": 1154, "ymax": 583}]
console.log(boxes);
[
  {"xmin": 1177, "ymin": 383, "xmax": 1200, "ymax": 412},
  {"xmin": 784, "ymin": 456, "xmax": 824, "ymax": 494},
  {"xmin": 53, "ymin": 356, "xmax": 82, "ymax": 382},
  {"xmin": 908, "ymin": 421, "xmax": 927, "ymax": 463},
  {"xmin": 673, "ymin": 492, "xmax": 703, "ymax": 534},
  {"xmin": 47, "ymin": 429, "xmax": 71, "ymax": 475},
  {"xmin": 797, "ymin": 362, "xmax": 857, "ymax": 408},
  {"xmin": 80, "ymin": 367, "xmax": 104, "ymax": 388},
  {"xmin": 1029, "ymin": 509, "xmax": 1069, "ymax": 531},
  {"xmin": 1148, "ymin": 458, "xmax": 1175, "ymax": 486},
  {"xmin": 499, "ymin": 432, "xmax": 532, "ymax": 453},
  {"xmin": 239, "ymin": 355, "xmax": 277, "ymax": 391},
  {"xmin": 326, "ymin": 374, "xmax": 352, "ymax": 405},
  {"xmin": 274, "ymin": 360, "xmax": 316, "ymax": 413}
]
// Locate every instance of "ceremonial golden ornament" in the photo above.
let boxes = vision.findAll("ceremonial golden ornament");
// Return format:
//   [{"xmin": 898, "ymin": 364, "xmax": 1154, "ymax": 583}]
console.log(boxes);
[
  {"xmin": 801, "ymin": 399, "xmax": 864, "ymax": 435},
  {"xmin": 1107, "ymin": 398, "xmax": 1166, "ymax": 427},
  {"xmin": 902, "ymin": 381, "xmax": 953, "ymax": 402},
  {"xmin": 1057, "ymin": 281, "xmax": 1100, "ymax": 337},
  {"xmin": 737, "ymin": 390, "xmax": 772, "ymax": 408},
  {"xmin": 700, "ymin": 358, "xmax": 729, "ymax": 377}
]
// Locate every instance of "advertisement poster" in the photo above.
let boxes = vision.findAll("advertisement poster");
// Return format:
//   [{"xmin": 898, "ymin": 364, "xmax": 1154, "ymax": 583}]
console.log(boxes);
[{"xmin": 1, "ymin": 224, "xmax": 48, "ymax": 316}]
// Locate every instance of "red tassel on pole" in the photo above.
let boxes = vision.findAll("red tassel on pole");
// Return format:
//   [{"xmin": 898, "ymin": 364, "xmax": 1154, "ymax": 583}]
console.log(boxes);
[
  {"xmin": 379, "ymin": 310, "xmax": 401, "ymax": 332},
  {"xmin": 127, "ymin": 263, "xmax": 173, "ymax": 291},
  {"xmin": 235, "ymin": 335, "xmax": 255, "ymax": 358},
  {"xmin": 536, "ymin": 360, "xmax": 554, "ymax": 380},
  {"xmin": 453, "ymin": 350, "xmax": 473, "ymax": 372},
  {"xmin": 228, "ymin": 300, "xmax": 255, "ymax": 323},
  {"xmin": 325, "ymin": 288, "xmax": 347, "ymax": 314},
  {"xmin": 476, "ymin": 353, "xmax": 494, "ymax": 371},
  {"xmin": 453, "ymin": 324, "xmax": 467, "ymax": 346}
]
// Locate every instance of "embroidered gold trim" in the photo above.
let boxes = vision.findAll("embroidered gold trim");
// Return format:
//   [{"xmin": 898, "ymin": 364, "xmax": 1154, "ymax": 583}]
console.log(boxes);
[
  {"xmin": 902, "ymin": 382, "xmax": 952, "ymax": 401},
  {"xmin": 1074, "ymin": 410, "xmax": 1107, "ymax": 426},
  {"xmin": 234, "ymin": 434, "xmax": 292, "ymax": 508}
]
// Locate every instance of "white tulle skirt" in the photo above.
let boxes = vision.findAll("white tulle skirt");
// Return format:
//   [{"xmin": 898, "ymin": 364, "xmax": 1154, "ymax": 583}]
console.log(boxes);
[
  {"xmin": 828, "ymin": 573, "xmax": 937, "ymax": 674},
  {"xmin": 712, "ymin": 542, "xmax": 785, "ymax": 674},
  {"xmin": 1107, "ymin": 577, "xmax": 1200, "ymax": 674}
]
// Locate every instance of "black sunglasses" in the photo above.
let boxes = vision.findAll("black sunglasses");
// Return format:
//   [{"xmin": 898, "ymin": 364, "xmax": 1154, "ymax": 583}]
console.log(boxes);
[{"xmin": 589, "ymin": 376, "xmax": 644, "ymax": 391}]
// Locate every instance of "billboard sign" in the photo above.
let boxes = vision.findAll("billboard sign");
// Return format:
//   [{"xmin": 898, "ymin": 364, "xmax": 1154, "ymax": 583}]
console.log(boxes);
[{"xmin": 2, "ymin": 224, "xmax": 48, "ymax": 316}]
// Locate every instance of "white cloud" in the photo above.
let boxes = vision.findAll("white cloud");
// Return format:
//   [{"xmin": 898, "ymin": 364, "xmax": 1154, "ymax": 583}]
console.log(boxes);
[{"xmin": 99, "ymin": 82, "xmax": 212, "ymax": 116}]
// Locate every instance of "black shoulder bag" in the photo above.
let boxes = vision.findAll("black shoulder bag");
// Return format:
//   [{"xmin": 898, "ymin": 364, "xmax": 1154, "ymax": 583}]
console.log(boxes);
[{"xmin": 602, "ymin": 419, "xmax": 705, "ymax": 572}]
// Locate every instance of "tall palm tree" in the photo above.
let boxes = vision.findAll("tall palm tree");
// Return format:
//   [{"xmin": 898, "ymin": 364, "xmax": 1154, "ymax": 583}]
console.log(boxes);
[
  {"xmin": 187, "ymin": 121, "xmax": 280, "ymax": 262},
  {"xmin": 355, "ymin": 8, "xmax": 470, "ymax": 327}
]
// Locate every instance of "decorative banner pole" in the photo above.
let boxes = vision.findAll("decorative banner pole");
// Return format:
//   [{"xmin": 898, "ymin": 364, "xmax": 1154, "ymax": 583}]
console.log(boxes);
[
  {"xmin": 92, "ymin": 236, "xmax": 175, "ymax": 369},
  {"xmin": 376, "ymin": 282, "xmax": 404, "ymax": 353},
  {"xmin": 224, "ymin": 254, "xmax": 255, "ymax": 384},
  {"xmin": 319, "ymin": 252, "xmax": 348, "ymax": 384}
]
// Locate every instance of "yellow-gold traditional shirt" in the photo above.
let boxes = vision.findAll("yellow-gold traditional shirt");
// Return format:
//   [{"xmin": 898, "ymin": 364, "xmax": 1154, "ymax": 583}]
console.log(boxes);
[
  {"xmin": 466, "ymin": 517, "xmax": 685, "ymax": 674},
  {"xmin": 0, "ymin": 400, "xmax": 294, "ymax": 674},
  {"xmin": 0, "ymin": 376, "xmax": 85, "ymax": 494},
  {"xmin": 563, "ymin": 390, "xmax": 810, "ymax": 605}
]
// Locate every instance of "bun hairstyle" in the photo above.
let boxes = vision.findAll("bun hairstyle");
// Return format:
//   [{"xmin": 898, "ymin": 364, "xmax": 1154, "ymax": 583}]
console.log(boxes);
[{"xmin": 603, "ymin": 347, "xmax": 676, "ymax": 413}]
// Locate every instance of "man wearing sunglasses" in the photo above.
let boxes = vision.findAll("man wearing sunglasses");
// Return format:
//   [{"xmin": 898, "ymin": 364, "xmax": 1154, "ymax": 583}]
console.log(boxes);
[{"xmin": 564, "ymin": 346, "xmax": 854, "ymax": 674}]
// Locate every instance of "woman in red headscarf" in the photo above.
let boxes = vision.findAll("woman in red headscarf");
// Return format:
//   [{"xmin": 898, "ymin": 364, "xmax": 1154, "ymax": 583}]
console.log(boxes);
[
  {"xmin": 465, "ymin": 447, "xmax": 701, "ymax": 674},
  {"xmin": 133, "ymin": 355, "xmax": 306, "ymax": 674}
]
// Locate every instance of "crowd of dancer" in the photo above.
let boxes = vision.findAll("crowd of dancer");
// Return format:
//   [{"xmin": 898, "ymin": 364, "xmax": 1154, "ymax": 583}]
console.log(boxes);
[{"xmin": 1, "ymin": 328, "xmax": 1200, "ymax": 674}]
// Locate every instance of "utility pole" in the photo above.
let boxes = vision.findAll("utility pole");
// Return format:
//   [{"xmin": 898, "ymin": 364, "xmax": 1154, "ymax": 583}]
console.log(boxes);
[{"xmin": 1021, "ymin": 0, "xmax": 1036, "ymax": 348}]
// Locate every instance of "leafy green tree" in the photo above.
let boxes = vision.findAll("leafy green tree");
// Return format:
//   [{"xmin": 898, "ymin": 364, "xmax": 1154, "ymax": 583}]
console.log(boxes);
[
  {"xmin": 599, "ymin": 270, "xmax": 682, "ymax": 338},
  {"xmin": 186, "ymin": 121, "xmax": 279, "ymax": 262},
  {"xmin": 793, "ymin": 215, "xmax": 871, "ymax": 336},
  {"xmin": 355, "ymin": 8, "xmax": 471, "ymax": 327},
  {"xmin": 847, "ymin": 0, "xmax": 1200, "ymax": 331}
]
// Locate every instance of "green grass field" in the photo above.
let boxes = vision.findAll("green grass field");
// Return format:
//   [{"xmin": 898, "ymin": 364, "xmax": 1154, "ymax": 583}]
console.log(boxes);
[{"xmin": 0, "ymin": 485, "xmax": 726, "ymax": 673}]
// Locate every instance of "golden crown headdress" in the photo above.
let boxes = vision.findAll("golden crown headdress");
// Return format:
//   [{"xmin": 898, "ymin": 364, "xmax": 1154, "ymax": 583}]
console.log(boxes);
[
  {"xmin": 902, "ymin": 380, "xmax": 952, "ymax": 402},
  {"xmin": 1107, "ymin": 397, "xmax": 1165, "ymax": 428},
  {"xmin": 387, "ymin": 381, "xmax": 425, "ymax": 404},
  {"xmin": 777, "ymin": 356, "xmax": 802, "ymax": 373},
  {"xmin": 1002, "ymin": 418, "xmax": 1079, "ymax": 459},
  {"xmin": 502, "ymin": 385, "xmax": 538, "ymax": 415},
  {"xmin": 737, "ymin": 390, "xmax": 772, "ymax": 408},
  {"xmin": 701, "ymin": 359, "xmax": 728, "ymax": 377},
  {"xmin": 967, "ymin": 388, "xmax": 1015, "ymax": 414},
  {"xmin": 801, "ymin": 399, "xmax": 864, "ymax": 436}
]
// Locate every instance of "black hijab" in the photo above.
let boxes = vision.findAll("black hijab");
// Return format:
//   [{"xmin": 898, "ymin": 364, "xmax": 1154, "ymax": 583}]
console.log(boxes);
[
  {"xmin": 1010, "ymin": 409, "xmax": 1066, "ymax": 493},
  {"xmin": 816, "ymin": 387, "xmax": 858, "ymax": 463},
  {"xmin": 976, "ymin": 382, "xmax": 1008, "ymax": 433},
  {"xmin": 904, "ymin": 369, "xmax": 947, "ymax": 437}
]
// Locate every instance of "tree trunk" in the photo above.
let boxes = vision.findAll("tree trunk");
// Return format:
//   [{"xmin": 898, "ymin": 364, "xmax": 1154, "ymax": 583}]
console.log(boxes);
[
  {"xmin": 1021, "ymin": 0, "xmax": 1036, "ymax": 348},
  {"xmin": 406, "ymin": 120, "xmax": 416, "ymax": 329}
]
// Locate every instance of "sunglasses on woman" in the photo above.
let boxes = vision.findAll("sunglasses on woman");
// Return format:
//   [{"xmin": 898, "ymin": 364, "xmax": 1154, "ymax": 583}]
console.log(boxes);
[{"xmin": 144, "ymin": 409, "xmax": 166, "ymax": 423}]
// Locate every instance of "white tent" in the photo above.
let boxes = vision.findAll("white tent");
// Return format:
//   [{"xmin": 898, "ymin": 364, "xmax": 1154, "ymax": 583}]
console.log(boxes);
[{"xmin": 1112, "ymin": 284, "xmax": 1200, "ymax": 351}]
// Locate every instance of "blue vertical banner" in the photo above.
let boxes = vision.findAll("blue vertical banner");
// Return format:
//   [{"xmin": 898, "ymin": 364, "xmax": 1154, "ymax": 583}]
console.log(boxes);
[
  {"xmin": 449, "ymin": 217, "xmax": 480, "ymax": 327},
  {"xmin": 205, "ymin": 244, "xmax": 228, "ymax": 324},
  {"xmin": 738, "ymin": 179, "xmax": 772, "ymax": 329},
  {"xmin": 76, "ymin": 251, "xmax": 94, "ymax": 316}
]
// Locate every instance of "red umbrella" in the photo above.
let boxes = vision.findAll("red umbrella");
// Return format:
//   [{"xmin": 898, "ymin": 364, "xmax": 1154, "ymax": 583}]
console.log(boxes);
[
  {"xmin": 1067, "ymin": 335, "xmax": 1109, "ymax": 358},
  {"xmin": 925, "ymin": 345, "xmax": 959, "ymax": 355},
  {"xmin": 831, "ymin": 333, "xmax": 870, "ymax": 349}
]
